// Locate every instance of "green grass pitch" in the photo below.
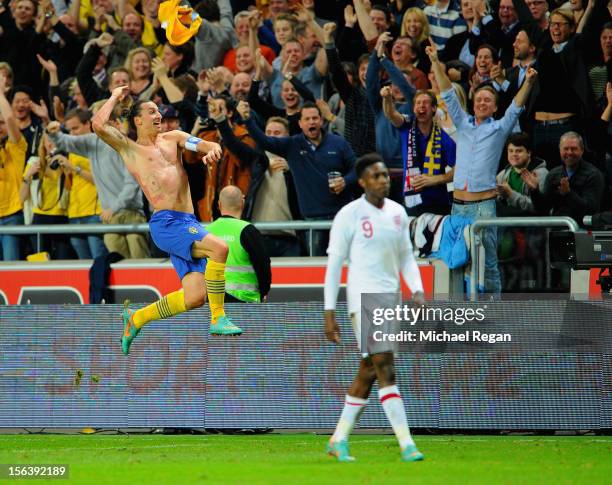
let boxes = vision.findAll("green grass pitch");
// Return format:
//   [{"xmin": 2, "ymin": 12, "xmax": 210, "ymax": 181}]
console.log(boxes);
[{"xmin": 1, "ymin": 434, "xmax": 610, "ymax": 484}]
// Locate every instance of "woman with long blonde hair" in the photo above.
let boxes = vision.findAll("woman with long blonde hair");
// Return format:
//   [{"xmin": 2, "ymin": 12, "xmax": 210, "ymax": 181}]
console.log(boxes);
[
  {"xmin": 400, "ymin": 8, "xmax": 432, "ymax": 74},
  {"xmin": 125, "ymin": 47, "xmax": 154, "ymax": 98}
]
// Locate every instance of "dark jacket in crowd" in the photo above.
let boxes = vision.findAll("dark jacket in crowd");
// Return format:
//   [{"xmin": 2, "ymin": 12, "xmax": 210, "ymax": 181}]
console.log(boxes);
[
  {"xmin": 245, "ymin": 117, "xmax": 356, "ymax": 219},
  {"xmin": 531, "ymin": 159, "xmax": 605, "ymax": 226}
]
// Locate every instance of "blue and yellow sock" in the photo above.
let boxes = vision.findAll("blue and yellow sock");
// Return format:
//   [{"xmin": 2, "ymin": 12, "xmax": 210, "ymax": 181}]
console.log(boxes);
[{"xmin": 205, "ymin": 260, "xmax": 226, "ymax": 324}]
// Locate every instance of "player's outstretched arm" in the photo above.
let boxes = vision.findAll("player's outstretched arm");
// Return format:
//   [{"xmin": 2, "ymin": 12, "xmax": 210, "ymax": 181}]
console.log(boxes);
[
  {"xmin": 91, "ymin": 86, "xmax": 131, "ymax": 152},
  {"xmin": 169, "ymin": 131, "xmax": 223, "ymax": 165}
]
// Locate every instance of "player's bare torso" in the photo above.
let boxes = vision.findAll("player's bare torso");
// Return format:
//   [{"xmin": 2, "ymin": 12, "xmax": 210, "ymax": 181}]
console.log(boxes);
[{"xmin": 119, "ymin": 131, "xmax": 194, "ymax": 214}]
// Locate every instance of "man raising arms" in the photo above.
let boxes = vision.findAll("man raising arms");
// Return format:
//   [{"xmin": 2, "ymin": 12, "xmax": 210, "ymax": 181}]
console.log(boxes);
[{"xmin": 91, "ymin": 86, "xmax": 243, "ymax": 355}]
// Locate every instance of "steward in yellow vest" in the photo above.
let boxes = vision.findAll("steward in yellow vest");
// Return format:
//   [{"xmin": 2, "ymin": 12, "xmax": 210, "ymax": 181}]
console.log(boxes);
[{"xmin": 206, "ymin": 186, "xmax": 271, "ymax": 302}]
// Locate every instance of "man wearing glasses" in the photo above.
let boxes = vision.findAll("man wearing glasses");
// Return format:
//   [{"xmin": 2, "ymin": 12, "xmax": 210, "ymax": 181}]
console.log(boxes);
[{"xmin": 512, "ymin": 2, "xmax": 602, "ymax": 168}]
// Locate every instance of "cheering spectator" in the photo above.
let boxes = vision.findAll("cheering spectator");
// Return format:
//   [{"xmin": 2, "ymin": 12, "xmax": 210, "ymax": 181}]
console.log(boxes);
[
  {"xmin": 188, "ymin": 95, "xmax": 257, "ymax": 221},
  {"xmin": 193, "ymin": 0, "xmax": 236, "ymax": 71},
  {"xmin": 247, "ymin": 53, "xmax": 315, "ymax": 135},
  {"xmin": 258, "ymin": 37, "xmax": 328, "ymax": 108},
  {"xmin": 428, "ymin": 39, "xmax": 537, "ymax": 295},
  {"xmin": 124, "ymin": 48, "xmax": 154, "ymax": 99},
  {"xmin": 0, "ymin": 0, "xmax": 45, "ymax": 98},
  {"xmin": 224, "ymin": 105, "xmax": 302, "ymax": 257},
  {"xmin": 442, "ymin": 0, "xmax": 487, "ymax": 68},
  {"xmin": 530, "ymin": 131, "xmax": 605, "ymax": 225},
  {"xmin": 0, "ymin": 73, "xmax": 27, "ymax": 261},
  {"xmin": 19, "ymin": 133, "xmax": 72, "ymax": 259},
  {"xmin": 54, "ymin": 109, "xmax": 105, "ymax": 259},
  {"xmin": 366, "ymin": 33, "xmax": 417, "ymax": 203},
  {"xmin": 242, "ymin": 100, "xmax": 356, "ymax": 256},
  {"xmin": 11, "ymin": 86, "xmax": 47, "ymax": 160},
  {"xmin": 324, "ymin": 22, "xmax": 375, "ymax": 157},
  {"xmin": 482, "ymin": 0, "xmax": 521, "ymax": 68},
  {"xmin": 383, "ymin": 87, "xmax": 456, "ymax": 216},
  {"xmin": 491, "ymin": 29, "xmax": 537, "ymax": 127},
  {"xmin": 425, "ymin": 0, "xmax": 467, "ymax": 52},
  {"xmin": 496, "ymin": 132, "xmax": 548, "ymax": 215},
  {"xmin": 76, "ymin": 33, "xmax": 132, "ymax": 106},
  {"xmin": 223, "ymin": 10, "xmax": 276, "ymax": 73},
  {"xmin": 161, "ymin": 42, "xmax": 195, "ymax": 78},
  {"xmin": 400, "ymin": 7, "xmax": 433, "ymax": 75},
  {"xmin": 521, "ymin": 6, "xmax": 600, "ymax": 168}
]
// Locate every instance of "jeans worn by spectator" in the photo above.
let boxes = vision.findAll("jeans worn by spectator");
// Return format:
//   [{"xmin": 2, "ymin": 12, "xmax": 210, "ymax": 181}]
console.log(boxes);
[
  {"xmin": 104, "ymin": 210, "xmax": 150, "ymax": 259},
  {"xmin": 452, "ymin": 199, "xmax": 501, "ymax": 295},
  {"xmin": 0, "ymin": 211, "xmax": 24, "ymax": 261},
  {"xmin": 69, "ymin": 214, "xmax": 107, "ymax": 259}
]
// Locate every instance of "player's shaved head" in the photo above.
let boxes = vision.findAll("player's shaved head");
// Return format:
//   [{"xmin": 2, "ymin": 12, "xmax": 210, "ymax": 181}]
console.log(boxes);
[{"xmin": 218, "ymin": 185, "xmax": 244, "ymax": 216}]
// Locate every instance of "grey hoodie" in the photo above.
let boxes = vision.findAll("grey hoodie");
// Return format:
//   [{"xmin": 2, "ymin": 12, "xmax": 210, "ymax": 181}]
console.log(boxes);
[
  {"xmin": 193, "ymin": 0, "xmax": 236, "ymax": 71},
  {"xmin": 496, "ymin": 157, "xmax": 548, "ymax": 213},
  {"xmin": 49, "ymin": 131, "xmax": 143, "ymax": 215}
]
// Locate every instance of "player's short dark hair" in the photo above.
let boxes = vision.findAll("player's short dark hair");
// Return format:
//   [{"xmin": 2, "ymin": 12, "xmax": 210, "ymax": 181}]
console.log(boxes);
[
  {"xmin": 65, "ymin": 108, "xmax": 91, "ymax": 124},
  {"xmin": 356, "ymin": 153, "xmax": 385, "ymax": 179},
  {"xmin": 603, "ymin": 21, "xmax": 612, "ymax": 32},
  {"xmin": 506, "ymin": 132, "xmax": 532, "ymax": 152},
  {"xmin": 300, "ymin": 101, "xmax": 321, "ymax": 117},
  {"xmin": 127, "ymin": 99, "xmax": 148, "ymax": 132}
]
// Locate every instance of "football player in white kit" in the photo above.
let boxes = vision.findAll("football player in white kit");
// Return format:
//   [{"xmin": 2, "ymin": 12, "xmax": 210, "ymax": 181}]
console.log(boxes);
[{"xmin": 324, "ymin": 153, "xmax": 425, "ymax": 463}]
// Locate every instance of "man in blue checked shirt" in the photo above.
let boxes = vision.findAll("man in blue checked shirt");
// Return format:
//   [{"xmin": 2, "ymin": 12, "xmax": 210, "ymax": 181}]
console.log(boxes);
[{"xmin": 426, "ymin": 39, "xmax": 538, "ymax": 295}]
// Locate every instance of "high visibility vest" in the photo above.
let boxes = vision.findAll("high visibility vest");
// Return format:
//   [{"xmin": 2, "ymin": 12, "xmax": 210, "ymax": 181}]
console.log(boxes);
[{"xmin": 206, "ymin": 217, "xmax": 260, "ymax": 302}]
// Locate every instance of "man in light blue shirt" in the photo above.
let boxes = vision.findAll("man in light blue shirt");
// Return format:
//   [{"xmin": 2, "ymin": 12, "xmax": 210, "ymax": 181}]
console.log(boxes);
[{"xmin": 427, "ymin": 41, "xmax": 537, "ymax": 295}]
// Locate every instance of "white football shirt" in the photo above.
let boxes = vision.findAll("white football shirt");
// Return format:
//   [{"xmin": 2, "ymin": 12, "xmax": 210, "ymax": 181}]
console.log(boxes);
[{"xmin": 327, "ymin": 195, "xmax": 420, "ymax": 314}]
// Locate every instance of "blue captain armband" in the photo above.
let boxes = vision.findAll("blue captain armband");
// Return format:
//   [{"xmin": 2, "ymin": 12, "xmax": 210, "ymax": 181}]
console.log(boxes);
[{"xmin": 184, "ymin": 136, "xmax": 202, "ymax": 152}]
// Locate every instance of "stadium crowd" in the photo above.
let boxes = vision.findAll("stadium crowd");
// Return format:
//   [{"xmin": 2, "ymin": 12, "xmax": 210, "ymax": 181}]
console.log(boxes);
[{"xmin": 0, "ymin": 0, "xmax": 610, "ymax": 266}]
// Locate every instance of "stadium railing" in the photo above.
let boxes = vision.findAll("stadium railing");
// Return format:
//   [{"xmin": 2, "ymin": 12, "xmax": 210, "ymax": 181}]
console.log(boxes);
[
  {"xmin": 0, "ymin": 216, "xmax": 584, "ymax": 297},
  {"xmin": 468, "ymin": 216, "xmax": 580, "ymax": 301},
  {"xmin": 0, "ymin": 221, "xmax": 333, "ymax": 257}
]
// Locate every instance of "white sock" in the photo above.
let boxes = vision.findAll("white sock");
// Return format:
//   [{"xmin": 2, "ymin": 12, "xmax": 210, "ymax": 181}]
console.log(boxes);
[
  {"xmin": 331, "ymin": 395, "xmax": 368, "ymax": 443},
  {"xmin": 378, "ymin": 385, "xmax": 415, "ymax": 449}
]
